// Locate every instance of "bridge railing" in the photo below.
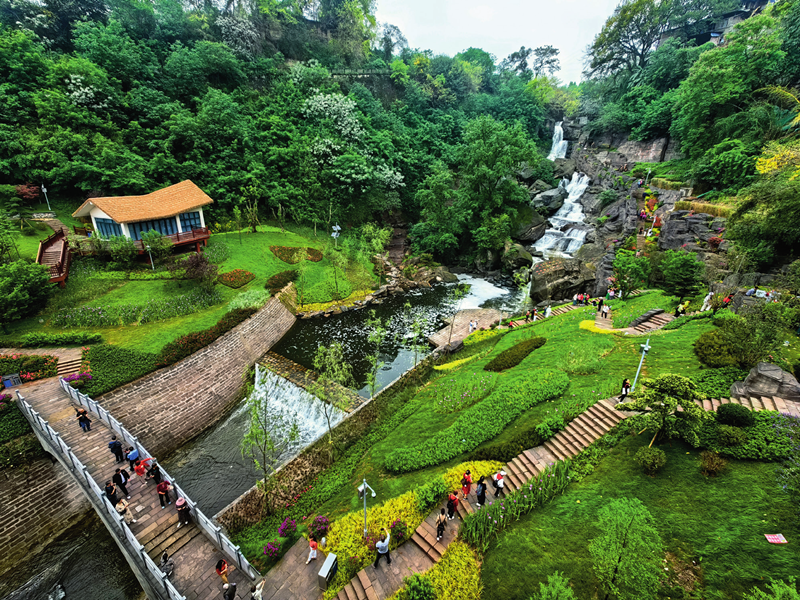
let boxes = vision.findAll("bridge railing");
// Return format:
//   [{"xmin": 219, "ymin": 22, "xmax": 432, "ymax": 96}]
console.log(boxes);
[
  {"xmin": 16, "ymin": 391, "xmax": 186, "ymax": 600},
  {"xmin": 56, "ymin": 378, "xmax": 260, "ymax": 581}
]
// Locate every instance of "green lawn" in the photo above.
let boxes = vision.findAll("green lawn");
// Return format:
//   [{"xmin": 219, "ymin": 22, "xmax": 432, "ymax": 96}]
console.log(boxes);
[{"xmin": 481, "ymin": 434, "xmax": 800, "ymax": 600}]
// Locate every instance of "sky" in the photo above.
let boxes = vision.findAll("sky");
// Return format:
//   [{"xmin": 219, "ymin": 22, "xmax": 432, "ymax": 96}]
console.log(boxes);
[{"xmin": 375, "ymin": 0, "xmax": 621, "ymax": 84}]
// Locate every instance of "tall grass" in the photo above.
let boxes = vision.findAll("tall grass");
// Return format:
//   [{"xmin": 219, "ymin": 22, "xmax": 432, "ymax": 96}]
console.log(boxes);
[{"xmin": 674, "ymin": 201, "xmax": 733, "ymax": 218}]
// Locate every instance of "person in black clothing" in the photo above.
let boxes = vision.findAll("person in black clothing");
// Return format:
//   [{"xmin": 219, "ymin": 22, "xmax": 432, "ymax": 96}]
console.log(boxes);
[
  {"xmin": 113, "ymin": 467, "xmax": 131, "ymax": 499},
  {"xmin": 176, "ymin": 497, "xmax": 191, "ymax": 529},
  {"xmin": 147, "ymin": 460, "xmax": 163, "ymax": 485},
  {"xmin": 104, "ymin": 480, "xmax": 119, "ymax": 506},
  {"xmin": 475, "ymin": 476, "xmax": 487, "ymax": 508},
  {"xmin": 619, "ymin": 378, "xmax": 632, "ymax": 403},
  {"xmin": 76, "ymin": 408, "xmax": 92, "ymax": 432},
  {"xmin": 108, "ymin": 436, "xmax": 124, "ymax": 462},
  {"xmin": 223, "ymin": 582, "xmax": 237, "ymax": 600}
]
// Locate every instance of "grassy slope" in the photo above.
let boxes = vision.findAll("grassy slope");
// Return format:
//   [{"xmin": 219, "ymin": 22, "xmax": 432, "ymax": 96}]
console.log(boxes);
[{"xmin": 481, "ymin": 435, "xmax": 800, "ymax": 600}]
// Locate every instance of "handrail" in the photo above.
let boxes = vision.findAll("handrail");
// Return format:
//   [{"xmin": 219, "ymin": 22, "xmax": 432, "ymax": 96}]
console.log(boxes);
[
  {"xmin": 132, "ymin": 227, "xmax": 209, "ymax": 250},
  {"xmin": 15, "ymin": 390, "xmax": 186, "ymax": 600},
  {"xmin": 54, "ymin": 378, "xmax": 260, "ymax": 581},
  {"xmin": 36, "ymin": 229, "xmax": 64, "ymax": 265}
]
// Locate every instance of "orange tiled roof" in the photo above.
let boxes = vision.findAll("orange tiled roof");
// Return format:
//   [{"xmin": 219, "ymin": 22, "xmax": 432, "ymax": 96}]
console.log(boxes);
[{"xmin": 72, "ymin": 181, "xmax": 213, "ymax": 223}]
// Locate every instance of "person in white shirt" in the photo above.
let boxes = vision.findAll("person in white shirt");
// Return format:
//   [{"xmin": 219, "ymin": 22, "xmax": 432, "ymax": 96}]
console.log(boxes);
[
  {"xmin": 492, "ymin": 470, "xmax": 505, "ymax": 498},
  {"xmin": 373, "ymin": 529, "xmax": 391, "ymax": 567},
  {"xmin": 701, "ymin": 291, "xmax": 714, "ymax": 312}
]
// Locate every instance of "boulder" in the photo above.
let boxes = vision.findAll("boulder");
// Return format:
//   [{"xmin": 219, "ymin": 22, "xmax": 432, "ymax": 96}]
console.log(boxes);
[
  {"xmin": 430, "ymin": 266, "xmax": 458, "ymax": 283},
  {"xmin": 531, "ymin": 179, "xmax": 553, "ymax": 193},
  {"xmin": 531, "ymin": 187, "xmax": 567, "ymax": 217},
  {"xmin": 730, "ymin": 362, "xmax": 800, "ymax": 401},
  {"xmin": 552, "ymin": 158, "xmax": 578, "ymax": 179},
  {"xmin": 514, "ymin": 207, "xmax": 548, "ymax": 242},
  {"xmin": 502, "ymin": 241, "xmax": 533, "ymax": 271},
  {"xmin": 597, "ymin": 199, "xmax": 637, "ymax": 237},
  {"xmin": 529, "ymin": 257, "xmax": 596, "ymax": 303}
]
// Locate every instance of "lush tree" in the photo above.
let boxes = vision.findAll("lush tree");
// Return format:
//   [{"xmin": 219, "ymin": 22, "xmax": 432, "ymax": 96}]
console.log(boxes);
[
  {"xmin": 310, "ymin": 342, "xmax": 354, "ymax": 458},
  {"xmin": 612, "ymin": 249, "xmax": 651, "ymax": 300},
  {"xmin": 590, "ymin": 497, "xmax": 664, "ymax": 600},
  {"xmin": 531, "ymin": 45, "xmax": 560, "ymax": 77},
  {"xmin": 719, "ymin": 303, "xmax": 789, "ymax": 368},
  {"xmin": 183, "ymin": 252, "xmax": 219, "ymax": 291},
  {"xmin": 0, "ymin": 260, "xmax": 53, "ymax": 332},
  {"xmin": 661, "ymin": 249, "xmax": 704, "ymax": 301},
  {"xmin": 617, "ymin": 374, "xmax": 704, "ymax": 446},
  {"xmin": 530, "ymin": 572, "xmax": 576, "ymax": 600}
]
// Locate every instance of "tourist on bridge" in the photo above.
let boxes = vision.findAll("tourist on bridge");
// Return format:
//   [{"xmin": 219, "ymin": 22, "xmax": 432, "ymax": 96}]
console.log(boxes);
[
  {"xmin": 306, "ymin": 536, "xmax": 318, "ymax": 565},
  {"xmin": 176, "ymin": 497, "xmax": 191, "ymax": 529},
  {"xmin": 113, "ymin": 467, "xmax": 131, "ymax": 499},
  {"xmin": 133, "ymin": 457, "xmax": 152, "ymax": 484},
  {"xmin": 115, "ymin": 497, "xmax": 137, "ymax": 525},
  {"xmin": 157, "ymin": 478, "xmax": 172, "ymax": 508},
  {"xmin": 475, "ymin": 476, "xmax": 487, "ymax": 508},
  {"xmin": 461, "ymin": 469, "xmax": 473, "ymax": 498},
  {"xmin": 435, "ymin": 508, "xmax": 447, "ymax": 541},
  {"xmin": 250, "ymin": 580, "xmax": 266, "ymax": 600},
  {"xmin": 126, "ymin": 446, "xmax": 139, "ymax": 469},
  {"xmin": 373, "ymin": 529, "xmax": 391, "ymax": 568},
  {"xmin": 147, "ymin": 460, "xmax": 164, "ymax": 485},
  {"xmin": 76, "ymin": 408, "xmax": 91, "ymax": 432},
  {"xmin": 108, "ymin": 436, "xmax": 124, "ymax": 463},
  {"xmin": 160, "ymin": 552, "xmax": 174, "ymax": 578},
  {"xmin": 104, "ymin": 480, "xmax": 119, "ymax": 506},
  {"xmin": 216, "ymin": 559, "xmax": 233, "ymax": 584},
  {"xmin": 223, "ymin": 582, "xmax": 237, "ymax": 600}
]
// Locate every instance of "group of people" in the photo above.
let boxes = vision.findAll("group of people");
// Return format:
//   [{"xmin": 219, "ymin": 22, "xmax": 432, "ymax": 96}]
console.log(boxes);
[
  {"xmin": 216, "ymin": 559, "xmax": 268, "ymax": 599},
  {"xmin": 436, "ymin": 469, "xmax": 506, "ymax": 540},
  {"xmin": 467, "ymin": 319, "xmax": 480, "ymax": 333},
  {"xmin": 524, "ymin": 306, "xmax": 552, "ymax": 322}
]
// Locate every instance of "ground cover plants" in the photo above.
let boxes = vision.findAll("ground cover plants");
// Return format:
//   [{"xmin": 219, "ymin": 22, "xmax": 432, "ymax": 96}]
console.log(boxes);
[
  {"xmin": 606, "ymin": 290, "xmax": 678, "ymax": 328},
  {"xmin": 484, "ymin": 337, "xmax": 546, "ymax": 371},
  {"xmin": 80, "ymin": 345, "xmax": 157, "ymax": 397},
  {"xmin": 270, "ymin": 246, "xmax": 324, "ymax": 264},
  {"xmin": 428, "ymin": 371, "xmax": 498, "ymax": 414}
]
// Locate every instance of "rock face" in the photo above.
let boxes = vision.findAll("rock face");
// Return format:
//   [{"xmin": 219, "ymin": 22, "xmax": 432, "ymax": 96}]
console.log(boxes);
[
  {"xmin": 593, "ymin": 244, "xmax": 617, "ymax": 297},
  {"xmin": 528, "ymin": 257, "xmax": 596, "ymax": 303},
  {"xmin": 502, "ymin": 241, "xmax": 533, "ymax": 270},
  {"xmin": 531, "ymin": 187, "xmax": 567, "ymax": 217},
  {"xmin": 514, "ymin": 207, "xmax": 548, "ymax": 242},
  {"xmin": 658, "ymin": 211, "xmax": 725, "ymax": 251},
  {"xmin": 730, "ymin": 362, "xmax": 800, "ymax": 401},
  {"xmin": 597, "ymin": 199, "xmax": 637, "ymax": 238}
]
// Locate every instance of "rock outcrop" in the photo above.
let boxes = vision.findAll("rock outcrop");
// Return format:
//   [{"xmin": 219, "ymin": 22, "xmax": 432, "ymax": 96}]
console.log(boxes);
[
  {"xmin": 597, "ymin": 199, "xmax": 638, "ymax": 238},
  {"xmin": 528, "ymin": 257, "xmax": 596, "ymax": 304},
  {"xmin": 730, "ymin": 362, "xmax": 800, "ymax": 401},
  {"xmin": 514, "ymin": 207, "xmax": 548, "ymax": 243},
  {"xmin": 502, "ymin": 241, "xmax": 533, "ymax": 271},
  {"xmin": 658, "ymin": 211, "xmax": 726, "ymax": 252},
  {"xmin": 531, "ymin": 187, "xmax": 567, "ymax": 217}
]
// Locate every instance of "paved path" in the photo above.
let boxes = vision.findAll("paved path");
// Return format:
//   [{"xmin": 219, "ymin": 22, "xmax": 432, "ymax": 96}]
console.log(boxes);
[
  {"xmin": 20, "ymin": 377, "xmax": 251, "ymax": 600},
  {"xmin": 428, "ymin": 308, "xmax": 506, "ymax": 349},
  {"xmin": 507, "ymin": 303, "xmax": 576, "ymax": 327},
  {"xmin": 0, "ymin": 346, "xmax": 82, "ymax": 377}
]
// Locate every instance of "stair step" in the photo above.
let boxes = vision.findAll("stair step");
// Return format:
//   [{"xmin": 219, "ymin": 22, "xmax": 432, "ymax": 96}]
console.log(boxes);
[
  {"xmin": 774, "ymin": 397, "xmax": 788, "ymax": 413},
  {"xmin": 760, "ymin": 396, "xmax": 776, "ymax": 411},
  {"xmin": 750, "ymin": 396, "xmax": 764, "ymax": 411},
  {"xmin": 351, "ymin": 574, "xmax": 368, "ymax": 600},
  {"xmin": 343, "ymin": 583, "xmax": 358, "ymax": 600}
]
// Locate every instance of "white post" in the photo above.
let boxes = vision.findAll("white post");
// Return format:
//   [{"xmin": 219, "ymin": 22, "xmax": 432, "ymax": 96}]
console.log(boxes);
[{"xmin": 631, "ymin": 338, "xmax": 651, "ymax": 392}]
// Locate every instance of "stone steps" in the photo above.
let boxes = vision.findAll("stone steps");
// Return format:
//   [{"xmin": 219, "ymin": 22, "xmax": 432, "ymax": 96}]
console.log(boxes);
[{"xmin": 57, "ymin": 357, "xmax": 82, "ymax": 377}]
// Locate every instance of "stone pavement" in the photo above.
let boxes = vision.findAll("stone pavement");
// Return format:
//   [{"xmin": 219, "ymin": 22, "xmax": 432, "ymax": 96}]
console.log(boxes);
[
  {"xmin": 259, "ymin": 537, "xmax": 327, "ymax": 600},
  {"xmin": 20, "ymin": 377, "xmax": 251, "ymax": 600}
]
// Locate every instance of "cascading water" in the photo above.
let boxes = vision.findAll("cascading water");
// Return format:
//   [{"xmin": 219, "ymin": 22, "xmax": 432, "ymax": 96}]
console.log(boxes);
[
  {"xmin": 547, "ymin": 121, "xmax": 569, "ymax": 161},
  {"xmin": 533, "ymin": 172, "xmax": 591, "ymax": 258}
]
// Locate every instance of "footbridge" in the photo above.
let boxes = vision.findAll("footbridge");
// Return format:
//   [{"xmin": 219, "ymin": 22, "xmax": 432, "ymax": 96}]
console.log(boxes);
[{"xmin": 15, "ymin": 378, "xmax": 259, "ymax": 600}]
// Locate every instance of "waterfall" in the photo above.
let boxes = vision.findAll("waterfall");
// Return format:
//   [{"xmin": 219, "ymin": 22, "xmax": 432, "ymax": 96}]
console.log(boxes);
[
  {"xmin": 251, "ymin": 364, "xmax": 345, "ymax": 452},
  {"xmin": 547, "ymin": 121, "xmax": 569, "ymax": 161},
  {"xmin": 532, "ymin": 172, "xmax": 591, "ymax": 257}
]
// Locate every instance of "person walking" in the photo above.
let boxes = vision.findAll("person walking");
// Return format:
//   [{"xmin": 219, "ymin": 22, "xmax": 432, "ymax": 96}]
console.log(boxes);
[
  {"xmin": 76, "ymin": 408, "xmax": 92, "ymax": 433},
  {"xmin": 133, "ymin": 457, "xmax": 152, "ymax": 482},
  {"xmin": 602, "ymin": 304, "xmax": 610, "ymax": 320},
  {"xmin": 176, "ymin": 497, "xmax": 191, "ymax": 529},
  {"xmin": 525, "ymin": 310, "xmax": 531, "ymax": 323},
  {"xmin": 126, "ymin": 446, "xmax": 139, "ymax": 470},
  {"xmin": 223, "ymin": 582, "xmax": 237, "ymax": 600},
  {"xmin": 597, "ymin": 297, "xmax": 604, "ymax": 314},
  {"xmin": 113, "ymin": 467, "xmax": 131, "ymax": 499},
  {"xmin": 461, "ymin": 469, "xmax": 473, "ymax": 498},
  {"xmin": 475, "ymin": 476, "xmax": 487, "ymax": 508},
  {"xmin": 373, "ymin": 529, "xmax": 391, "ymax": 568},
  {"xmin": 492, "ymin": 471, "xmax": 505, "ymax": 498},
  {"xmin": 249, "ymin": 580, "xmax": 266, "ymax": 600},
  {"xmin": 532, "ymin": 307, "xmax": 538, "ymax": 321},
  {"xmin": 216, "ymin": 559, "xmax": 233, "ymax": 585},
  {"xmin": 115, "ymin": 497, "xmax": 137, "ymax": 525},
  {"xmin": 159, "ymin": 551, "xmax": 174, "ymax": 578},
  {"xmin": 545, "ymin": 305, "xmax": 552, "ymax": 319},
  {"xmin": 701, "ymin": 291, "xmax": 713, "ymax": 312},
  {"xmin": 157, "ymin": 479, "xmax": 172, "ymax": 508},
  {"xmin": 619, "ymin": 378, "xmax": 632, "ymax": 403},
  {"xmin": 104, "ymin": 480, "xmax": 119, "ymax": 506},
  {"xmin": 435, "ymin": 508, "xmax": 447, "ymax": 541},
  {"xmin": 446, "ymin": 491, "xmax": 459, "ymax": 520},
  {"xmin": 108, "ymin": 436, "xmax": 124, "ymax": 463},
  {"xmin": 305, "ymin": 536, "xmax": 318, "ymax": 565},
  {"xmin": 147, "ymin": 460, "xmax": 163, "ymax": 485}
]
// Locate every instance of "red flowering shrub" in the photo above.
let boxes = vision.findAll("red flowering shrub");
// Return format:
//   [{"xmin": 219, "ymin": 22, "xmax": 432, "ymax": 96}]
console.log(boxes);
[
  {"xmin": 654, "ymin": 216, "xmax": 662, "ymax": 228},
  {"xmin": 155, "ymin": 308, "xmax": 258, "ymax": 367},
  {"xmin": 217, "ymin": 269, "xmax": 255, "ymax": 288},
  {"xmin": 270, "ymin": 246, "xmax": 323, "ymax": 264},
  {"xmin": 708, "ymin": 236, "xmax": 723, "ymax": 250},
  {"xmin": 16, "ymin": 183, "xmax": 40, "ymax": 202},
  {"xmin": 0, "ymin": 354, "xmax": 58, "ymax": 382}
]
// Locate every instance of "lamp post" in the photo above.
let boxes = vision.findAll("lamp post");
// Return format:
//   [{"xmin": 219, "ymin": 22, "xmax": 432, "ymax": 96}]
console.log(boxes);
[
  {"xmin": 631, "ymin": 338, "xmax": 651, "ymax": 392},
  {"xmin": 41, "ymin": 184, "xmax": 51, "ymax": 211},
  {"xmin": 357, "ymin": 479, "xmax": 376, "ymax": 538},
  {"xmin": 145, "ymin": 244, "xmax": 154, "ymax": 270},
  {"xmin": 331, "ymin": 224, "xmax": 341, "ymax": 248}
]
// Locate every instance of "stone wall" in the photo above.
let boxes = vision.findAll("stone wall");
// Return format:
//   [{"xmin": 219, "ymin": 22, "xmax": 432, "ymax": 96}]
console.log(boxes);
[
  {"xmin": 0, "ymin": 456, "xmax": 89, "ymax": 584},
  {"xmin": 98, "ymin": 297, "xmax": 296, "ymax": 457},
  {"xmin": 589, "ymin": 132, "xmax": 683, "ymax": 164}
]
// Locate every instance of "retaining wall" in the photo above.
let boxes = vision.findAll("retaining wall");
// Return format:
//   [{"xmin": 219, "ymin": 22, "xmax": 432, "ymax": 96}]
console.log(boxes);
[{"xmin": 97, "ymin": 296, "xmax": 296, "ymax": 457}]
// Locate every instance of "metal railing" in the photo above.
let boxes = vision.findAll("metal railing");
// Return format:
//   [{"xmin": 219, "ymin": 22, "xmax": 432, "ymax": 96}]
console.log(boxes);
[
  {"xmin": 22, "ymin": 380, "xmax": 260, "ymax": 583},
  {"xmin": 132, "ymin": 227, "xmax": 210, "ymax": 250}
]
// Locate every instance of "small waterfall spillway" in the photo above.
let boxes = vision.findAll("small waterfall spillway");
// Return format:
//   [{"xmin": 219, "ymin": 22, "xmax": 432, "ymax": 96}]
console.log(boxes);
[
  {"xmin": 547, "ymin": 121, "xmax": 569, "ymax": 161},
  {"xmin": 532, "ymin": 172, "xmax": 592, "ymax": 258}
]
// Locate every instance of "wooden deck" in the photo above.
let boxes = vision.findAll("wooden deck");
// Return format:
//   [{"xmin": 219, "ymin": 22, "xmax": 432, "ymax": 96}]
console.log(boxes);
[{"xmin": 428, "ymin": 308, "xmax": 506, "ymax": 349}]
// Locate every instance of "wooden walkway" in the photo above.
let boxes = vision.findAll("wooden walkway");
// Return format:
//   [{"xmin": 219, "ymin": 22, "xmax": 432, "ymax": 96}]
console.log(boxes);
[
  {"xmin": 20, "ymin": 378, "xmax": 252, "ymax": 600},
  {"xmin": 428, "ymin": 308, "xmax": 506, "ymax": 349}
]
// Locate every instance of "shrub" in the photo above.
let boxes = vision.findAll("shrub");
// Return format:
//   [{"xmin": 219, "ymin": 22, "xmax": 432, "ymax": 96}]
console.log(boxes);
[
  {"xmin": 716, "ymin": 403, "xmax": 755, "ymax": 427},
  {"xmin": 80, "ymin": 345, "xmax": 158, "ymax": 397},
  {"xmin": 266, "ymin": 270, "xmax": 299, "ymax": 293},
  {"xmin": 400, "ymin": 574, "xmax": 436, "ymax": 600},
  {"xmin": 217, "ymin": 269, "xmax": 255, "ymax": 289},
  {"xmin": 155, "ymin": 308, "xmax": 258, "ymax": 368},
  {"xmin": 717, "ymin": 424, "xmax": 748, "ymax": 446},
  {"xmin": 687, "ymin": 366, "xmax": 748, "ymax": 399},
  {"xmin": 433, "ymin": 355, "xmax": 480, "ymax": 371},
  {"xmin": 464, "ymin": 329, "xmax": 503, "ymax": 346},
  {"xmin": 277, "ymin": 517, "xmax": 297, "ymax": 538},
  {"xmin": 270, "ymin": 246, "xmax": 323, "ymax": 264},
  {"xmin": 108, "ymin": 235, "xmax": 137, "ymax": 265},
  {"xmin": 63, "ymin": 372, "xmax": 93, "ymax": 389},
  {"xmin": 416, "ymin": 478, "xmax": 448, "ymax": 513},
  {"xmin": 427, "ymin": 541, "xmax": 482, "ymax": 600},
  {"xmin": 16, "ymin": 332, "xmax": 103, "ymax": 347},
  {"xmin": 0, "ymin": 353, "xmax": 58, "ymax": 382},
  {"xmin": 203, "ymin": 241, "xmax": 230, "ymax": 264},
  {"xmin": 308, "ymin": 515, "xmax": 330, "ymax": 539},
  {"xmin": 530, "ymin": 572, "xmax": 576, "ymax": 600},
  {"xmin": 228, "ymin": 290, "xmax": 270, "ymax": 311},
  {"xmin": 693, "ymin": 330, "xmax": 737, "ymax": 368},
  {"xmin": 484, "ymin": 337, "xmax": 546, "ymax": 372},
  {"xmin": 389, "ymin": 518, "xmax": 409, "ymax": 542},
  {"xmin": 700, "ymin": 450, "xmax": 727, "ymax": 476},
  {"xmin": 634, "ymin": 446, "xmax": 667, "ymax": 475},
  {"xmin": 0, "ymin": 401, "xmax": 32, "ymax": 445},
  {"xmin": 662, "ymin": 311, "xmax": 712, "ymax": 330},
  {"xmin": 699, "ymin": 411, "xmax": 792, "ymax": 460},
  {"xmin": 384, "ymin": 369, "xmax": 569, "ymax": 473}
]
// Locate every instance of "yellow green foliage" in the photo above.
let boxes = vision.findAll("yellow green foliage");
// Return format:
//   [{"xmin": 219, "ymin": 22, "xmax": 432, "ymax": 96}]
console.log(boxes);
[
  {"xmin": 323, "ymin": 490, "xmax": 425, "ymax": 599},
  {"xmin": 673, "ymin": 200, "xmax": 733, "ymax": 217},
  {"xmin": 428, "ymin": 541, "xmax": 483, "ymax": 600},
  {"xmin": 442, "ymin": 461, "xmax": 503, "ymax": 493},
  {"xmin": 433, "ymin": 354, "xmax": 479, "ymax": 371},
  {"xmin": 756, "ymin": 139, "xmax": 800, "ymax": 180},
  {"xmin": 464, "ymin": 328, "xmax": 503, "ymax": 346},
  {"xmin": 579, "ymin": 320, "xmax": 617, "ymax": 334}
]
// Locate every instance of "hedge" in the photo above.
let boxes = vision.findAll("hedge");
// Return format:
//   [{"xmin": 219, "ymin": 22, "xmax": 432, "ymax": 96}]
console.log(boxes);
[
  {"xmin": 14, "ymin": 332, "xmax": 103, "ymax": 347},
  {"xmin": 483, "ymin": 337, "xmax": 546, "ymax": 372},
  {"xmin": 155, "ymin": 308, "xmax": 258, "ymax": 368},
  {"xmin": 266, "ymin": 270, "xmax": 299, "ymax": 294},
  {"xmin": 80, "ymin": 345, "xmax": 158, "ymax": 397},
  {"xmin": 0, "ymin": 401, "xmax": 31, "ymax": 445},
  {"xmin": 383, "ymin": 369, "xmax": 569, "ymax": 473}
]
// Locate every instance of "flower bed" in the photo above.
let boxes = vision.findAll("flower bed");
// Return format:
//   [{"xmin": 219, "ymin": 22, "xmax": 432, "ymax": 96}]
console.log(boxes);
[
  {"xmin": 155, "ymin": 308, "xmax": 258, "ymax": 368},
  {"xmin": 217, "ymin": 269, "xmax": 256, "ymax": 289},
  {"xmin": 266, "ymin": 269, "xmax": 299, "ymax": 293},
  {"xmin": 63, "ymin": 372, "xmax": 93, "ymax": 389},
  {"xmin": 270, "ymin": 246, "xmax": 324, "ymax": 264},
  {"xmin": 0, "ymin": 354, "xmax": 58, "ymax": 382}
]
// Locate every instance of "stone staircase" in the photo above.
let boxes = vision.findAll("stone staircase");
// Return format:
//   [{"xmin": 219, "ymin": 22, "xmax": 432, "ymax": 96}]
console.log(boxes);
[
  {"xmin": 629, "ymin": 309, "xmax": 674, "ymax": 334},
  {"xmin": 57, "ymin": 356, "xmax": 82, "ymax": 377},
  {"xmin": 138, "ymin": 510, "xmax": 204, "ymax": 563},
  {"xmin": 509, "ymin": 303, "xmax": 577, "ymax": 327},
  {"xmin": 685, "ymin": 395, "xmax": 800, "ymax": 417}
]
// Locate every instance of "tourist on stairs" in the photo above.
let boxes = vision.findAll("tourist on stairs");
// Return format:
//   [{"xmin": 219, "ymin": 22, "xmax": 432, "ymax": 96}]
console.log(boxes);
[
  {"xmin": 373, "ymin": 529, "xmax": 391, "ymax": 567},
  {"xmin": 157, "ymin": 479, "xmax": 172, "ymax": 508},
  {"xmin": 446, "ymin": 491, "xmax": 459, "ymax": 520},
  {"xmin": 176, "ymin": 497, "xmax": 191, "ymax": 529},
  {"xmin": 492, "ymin": 471, "xmax": 505, "ymax": 498},
  {"xmin": 475, "ymin": 476, "xmax": 487, "ymax": 508},
  {"xmin": 436, "ymin": 508, "xmax": 447, "ymax": 541},
  {"xmin": 461, "ymin": 469, "xmax": 473, "ymax": 498}
]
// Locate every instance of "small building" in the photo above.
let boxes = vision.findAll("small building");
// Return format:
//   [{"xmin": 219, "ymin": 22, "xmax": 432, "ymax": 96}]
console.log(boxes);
[
  {"xmin": 72, "ymin": 180, "xmax": 212, "ymax": 252},
  {"xmin": 657, "ymin": 0, "xmax": 773, "ymax": 48}
]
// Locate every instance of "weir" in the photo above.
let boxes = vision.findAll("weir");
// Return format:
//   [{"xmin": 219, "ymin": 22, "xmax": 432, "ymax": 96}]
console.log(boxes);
[{"xmin": 15, "ymin": 379, "xmax": 259, "ymax": 600}]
